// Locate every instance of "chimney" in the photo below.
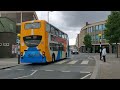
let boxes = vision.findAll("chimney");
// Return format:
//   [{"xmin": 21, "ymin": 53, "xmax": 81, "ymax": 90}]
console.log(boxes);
[{"xmin": 86, "ymin": 22, "xmax": 89, "ymax": 26}]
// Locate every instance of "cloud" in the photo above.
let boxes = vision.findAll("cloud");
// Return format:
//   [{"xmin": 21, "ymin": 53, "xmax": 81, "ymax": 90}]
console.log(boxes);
[
  {"xmin": 36, "ymin": 11, "xmax": 110, "ymax": 45},
  {"xmin": 60, "ymin": 11, "xmax": 110, "ymax": 27}
]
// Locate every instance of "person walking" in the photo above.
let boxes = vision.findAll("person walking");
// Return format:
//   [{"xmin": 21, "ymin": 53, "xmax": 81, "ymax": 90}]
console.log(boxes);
[{"xmin": 102, "ymin": 46, "xmax": 107, "ymax": 62}]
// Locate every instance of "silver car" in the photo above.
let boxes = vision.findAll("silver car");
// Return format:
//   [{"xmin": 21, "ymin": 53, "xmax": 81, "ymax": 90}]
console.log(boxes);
[{"xmin": 71, "ymin": 49, "xmax": 79, "ymax": 54}]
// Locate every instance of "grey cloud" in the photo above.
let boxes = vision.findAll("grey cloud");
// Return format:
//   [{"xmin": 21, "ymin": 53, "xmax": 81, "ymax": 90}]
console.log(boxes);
[{"xmin": 59, "ymin": 11, "xmax": 110, "ymax": 27}]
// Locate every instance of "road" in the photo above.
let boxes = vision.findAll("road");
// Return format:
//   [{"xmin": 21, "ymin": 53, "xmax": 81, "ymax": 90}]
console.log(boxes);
[{"xmin": 0, "ymin": 53, "xmax": 96, "ymax": 79}]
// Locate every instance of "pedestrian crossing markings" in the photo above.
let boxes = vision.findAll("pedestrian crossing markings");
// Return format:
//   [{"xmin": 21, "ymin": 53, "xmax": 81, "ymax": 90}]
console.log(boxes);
[{"xmin": 55, "ymin": 60, "xmax": 89, "ymax": 65}]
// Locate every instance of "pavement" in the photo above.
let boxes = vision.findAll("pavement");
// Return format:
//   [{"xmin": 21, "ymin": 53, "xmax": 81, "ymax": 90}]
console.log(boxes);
[
  {"xmin": 0, "ymin": 58, "xmax": 19, "ymax": 70},
  {"xmin": 93, "ymin": 53, "xmax": 120, "ymax": 79}
]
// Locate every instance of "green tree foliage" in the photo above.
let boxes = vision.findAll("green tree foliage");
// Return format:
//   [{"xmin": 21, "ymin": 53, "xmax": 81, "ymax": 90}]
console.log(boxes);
[
  {"xmin": 83, "ymin": 34, "xmax": 92, "ymax": 52},
  {"xmin": 105, "ymin": 11, "xmax": 120, "ymax": 57}
]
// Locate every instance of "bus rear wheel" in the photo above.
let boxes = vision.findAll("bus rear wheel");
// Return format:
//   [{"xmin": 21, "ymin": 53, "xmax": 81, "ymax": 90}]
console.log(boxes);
[
  {"xmin": 66, "ymin": 53, "xmax": 67, "ymax": 58},
  {"xmin": 52, "ymin": 54, "xmax": 55, "ymax": 62}
]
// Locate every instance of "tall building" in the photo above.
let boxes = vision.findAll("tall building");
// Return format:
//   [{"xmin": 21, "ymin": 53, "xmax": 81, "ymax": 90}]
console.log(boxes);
[
  {"xmin": 78, "ymin": 20, "xmax": 116, "ymax": 53},
  {"xmin": 0, "ymin": 11, "xmax": 38, "ymax": 58},
  {"xmin": 76, "ymin": 34, "xmax": 80, "ymax": 50}
]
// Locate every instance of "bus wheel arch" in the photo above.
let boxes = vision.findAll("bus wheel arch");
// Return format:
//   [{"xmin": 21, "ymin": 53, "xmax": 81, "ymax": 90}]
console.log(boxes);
[{"xmin": 52, "ymin": 53, "xmax": 55, "ymax": 62}]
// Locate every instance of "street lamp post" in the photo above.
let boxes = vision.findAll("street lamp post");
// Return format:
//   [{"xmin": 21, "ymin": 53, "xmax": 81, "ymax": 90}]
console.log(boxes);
[
  {"xmin": 48, "ymin": 11, "xmax": 49, "ymax": 23},
  {"xmin": 48, "ymin": 11, "xmax": 53, "ymax": 23},
  {"xmin": 98, "ymin": 34, "xmax": 102, "ymax": 60}
]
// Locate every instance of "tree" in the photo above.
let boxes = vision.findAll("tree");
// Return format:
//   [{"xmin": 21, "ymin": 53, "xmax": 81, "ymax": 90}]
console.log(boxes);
[
  {"xmin": 83, "ymin": 34, "xmax": 92, "ymax": 53},
  {"xmin": 105, "ymin": 11, "xmax": 120, "ymax": 58}
]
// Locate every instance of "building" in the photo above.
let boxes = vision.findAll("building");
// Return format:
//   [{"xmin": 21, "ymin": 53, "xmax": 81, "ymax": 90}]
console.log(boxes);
[
  {"xmin": 0, "ymin": 11, "xmax": 38, "ymax": 58},
  {"xmin": 75, "ymin": 34, "xmax": 80, "ymax": 51},
  {"xmin": 78, "ymin": 20, "xmax": 115, "ymax": 53},
  {"xmin": 0, "ymin": 11, "xmax": 38, "ymax": 33}
]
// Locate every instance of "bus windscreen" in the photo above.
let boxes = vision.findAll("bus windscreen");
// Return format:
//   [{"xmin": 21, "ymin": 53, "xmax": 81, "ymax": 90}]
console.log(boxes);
[{"xmin": 23, "ymin": 35, "xmax": 42, "ymax": 47}]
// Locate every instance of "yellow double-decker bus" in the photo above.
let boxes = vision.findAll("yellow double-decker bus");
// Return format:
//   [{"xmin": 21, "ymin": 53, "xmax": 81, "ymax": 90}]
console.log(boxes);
[{"xmin": 20, "ymin": 20, "xmax": 69, "ymax": 64}]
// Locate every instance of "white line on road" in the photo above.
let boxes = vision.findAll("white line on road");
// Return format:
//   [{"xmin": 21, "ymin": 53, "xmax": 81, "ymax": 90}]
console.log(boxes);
[
  {"xmin": 13, "ymin": 70, "xmax": 38, "ymax": 79},
  {"xmin": 80, "ymin": 71, "xmax": 90, "ymax": 73},
  {"xmin": 67, "ymin": 60, "xmax": 78, "ymax": 64},
  {"xmin": 88, "ymin": 56, "xmax": 94, "ymax": 60},
  {"xmin": 55, "ymin": 60, "xmax": 67, "ymax": 64},
  {"xmin": 30, "ymin": 70, "xmax": 38, "ymax": 75},
  {"xmin": 80, "ymin": 73, "xmax": 91, "ymax": 79},
  {"xmin": 81, "ymin": 60, "xmax": 89, "ymax": 64},
  {"xmin": 45, "ymin": 70, "xmax": 54, "ymax": 72},
  {"xmin": 4, "ymin": 69, "xmax": 12, "ymax": 70},
  {"xmin": 61, "ymin": 71, "xmax": 71, "ymax": 72},
  {"xmin": 14, "ymin": 75, "xmax": 31, "ymax": 79}
]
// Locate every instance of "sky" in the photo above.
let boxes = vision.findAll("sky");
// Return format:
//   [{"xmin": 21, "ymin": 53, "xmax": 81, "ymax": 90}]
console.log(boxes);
[{"xmin": 36, "ymin": 11, "xmax": 110, "ymax": 45}]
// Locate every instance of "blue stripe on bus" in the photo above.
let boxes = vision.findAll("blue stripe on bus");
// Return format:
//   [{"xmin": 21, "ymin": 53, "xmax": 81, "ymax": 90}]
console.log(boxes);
[
  {"xmin": 20, "ymin": 47, "xmax": 46, "ymax": 63},
  {"xmin": 56, "ymin": 50, "xmax": 63, "ymax": 60},
  {"xmin": 56, "ymin": 50, "xmax": 60, "ymax": 60}
]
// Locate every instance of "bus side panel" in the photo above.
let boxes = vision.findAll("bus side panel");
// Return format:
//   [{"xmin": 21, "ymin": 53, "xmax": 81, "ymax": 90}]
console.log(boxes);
[{"xmin": 44, "ymin": 25, "xmax": 52, "ymax": 62}]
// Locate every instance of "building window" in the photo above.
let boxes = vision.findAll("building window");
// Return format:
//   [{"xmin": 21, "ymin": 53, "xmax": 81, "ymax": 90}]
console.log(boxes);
[
  {"xmin": 95, "ymin": 25, "xmax": 99, "ymax": 30},
  {"xmin": 102, "ymin": 24, "xmax": 106, "ymax": 30},
  {"xmin": 87, "ymin": 28, "xmax": 89, "ymax": 33},
  {"xmin": 96, "ymin": 34, "xmax": 99, "ymax": 40},
  {"xmin": 91, "ymin": 27, "xmax": 92, "ymax": 32},
  {"xmin": 92, "ymin": 26, "xmax": 94, "ymax": 32},
  {"xmin": 89, "ymin": 27, "xmax": 91, "ymax": 32},
  {"xmin": 99, "ymin": 25, "xmax": 103, "ymax": 31}
]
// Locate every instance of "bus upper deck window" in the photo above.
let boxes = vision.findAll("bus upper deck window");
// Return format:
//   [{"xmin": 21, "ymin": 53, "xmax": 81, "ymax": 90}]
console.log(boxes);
[{"xmin": 25, "ymin": 22, "xmax": 40, "ymax": 29}]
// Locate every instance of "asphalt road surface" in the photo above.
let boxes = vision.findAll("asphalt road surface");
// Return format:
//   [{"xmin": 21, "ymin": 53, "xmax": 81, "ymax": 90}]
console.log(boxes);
[{"xmin": 0, "ymin": 53, "xmax": 96, "ymax": 79}]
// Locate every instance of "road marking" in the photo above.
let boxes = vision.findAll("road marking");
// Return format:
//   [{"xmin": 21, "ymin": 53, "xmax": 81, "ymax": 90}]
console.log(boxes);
[
  {"xmin": 13, "ymin": 70, "xmax": 38, "ymax": 79},
  {"xmin": 30, "ymin": 70, "xmax": 38, "ymax": 75},
  {"xmin": 4, "ymin": 69, "xmax": 12, "ymax": 70},
  {"xmin": 67, "ymin": 60, "xmax": 78, "ymax": 64},
  {"xmin": 61, "ymin": 71, "xmax": 71, "ymax": 72},
  {"xmin": 81, "ymin": 60, "xmax": 89, "ymax": 64},
  {"xmin": 45, "ymin": 70, "xmax": 54, "ymax": 72},
  {"xmin": 80, "ymin": 71, "xmax": 90, "ymax": 73},
  {"xmin": 14, "ymin": 75, "xmax": 31, "ymax": 79},
  {"xmin": 80, "ymin": 73, "xmax": 91, "ymax": 79},
  {"xmin": 88, "ymin": 56, "xmax": 94, "ymax": 60},
  {"xmin": 55, "ymin": 60, "xmax": 67, "ymax": 64},
  {"xmin": 17, "ymin": 69, "xmax": 24, "ymax": 70}
]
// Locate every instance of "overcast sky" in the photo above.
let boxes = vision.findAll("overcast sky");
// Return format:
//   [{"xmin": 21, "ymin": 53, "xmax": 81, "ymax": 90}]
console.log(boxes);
[{"xmin": 36, "ymin": 11, "xmax": 110, "ymax": 45}]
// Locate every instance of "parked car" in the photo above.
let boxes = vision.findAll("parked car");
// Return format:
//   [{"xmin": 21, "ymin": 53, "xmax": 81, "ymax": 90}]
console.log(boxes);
[{"xmin": 71, "ymin": 49, "xmax": 79, "ymax": 54}]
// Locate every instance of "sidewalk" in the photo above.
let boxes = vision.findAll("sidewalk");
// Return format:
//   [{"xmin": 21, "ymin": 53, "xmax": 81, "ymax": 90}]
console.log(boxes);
[
  {"xmin": 0, "ymin": 58, "xmax": 19, "ymax": 69},
  {"xmin": 94, "ymin": 53, "xmax": 120, "ymax": 79}
]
